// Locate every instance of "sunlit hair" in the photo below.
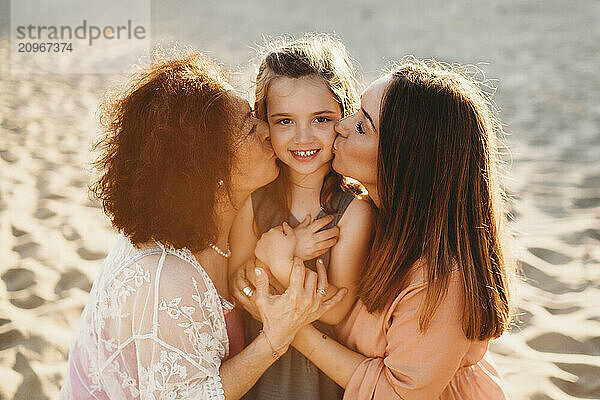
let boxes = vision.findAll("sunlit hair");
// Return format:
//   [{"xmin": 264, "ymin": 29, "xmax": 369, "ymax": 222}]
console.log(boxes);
[
  {"xmin": 252, "ymin": 33, "xmax": 360, "ymax": 233},
  {"xmin": 358, "ymin": 58, "xmax": 513, "ymax": 340},
  {"xmin": 91, "ymin": 48, "xmax": 235, "ymax": 252}
]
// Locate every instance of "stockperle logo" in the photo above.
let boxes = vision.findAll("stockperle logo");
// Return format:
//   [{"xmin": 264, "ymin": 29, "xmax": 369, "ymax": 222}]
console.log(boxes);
[{"xmin": 11, "ymin": 0, "xmax": 151, "ymax": 74}]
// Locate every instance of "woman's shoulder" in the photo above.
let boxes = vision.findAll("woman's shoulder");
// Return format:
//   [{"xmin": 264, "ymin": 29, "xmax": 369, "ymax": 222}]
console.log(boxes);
[
  {"xmin": 336, "ymin": 194, "xmax": 375, "ymax": 228},
  {"xmin": 147, "ymin": 245, "xmax": 214, "ymax": 288},
  {"xmin": 109, "ymin": 238, "xmax": 216, "ymax": 298},
  {"xmin": 384, "ymin": 259, "xmax": 463, "ymax": 316}
]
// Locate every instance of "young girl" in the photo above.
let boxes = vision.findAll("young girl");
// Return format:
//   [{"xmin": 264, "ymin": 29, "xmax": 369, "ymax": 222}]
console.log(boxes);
[{"xmin": 229, "ymin": 35, "xmax": 374, "ymax": 400}]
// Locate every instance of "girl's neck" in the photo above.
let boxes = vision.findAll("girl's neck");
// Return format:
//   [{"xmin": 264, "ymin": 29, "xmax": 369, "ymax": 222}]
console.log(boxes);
[
  {"xmin": 288, "ymin": 162, "xmax": 331, "ymax": 192},
  {"xmin": 287, "ymin": 163, "xmax": 331, "ymax": 217}
]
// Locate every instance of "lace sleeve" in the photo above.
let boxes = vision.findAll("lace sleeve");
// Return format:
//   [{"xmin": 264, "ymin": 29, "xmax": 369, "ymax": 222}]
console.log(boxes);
[{"xmin": 130, "ymin": 250, "xmax": 228, "ymax": 399}]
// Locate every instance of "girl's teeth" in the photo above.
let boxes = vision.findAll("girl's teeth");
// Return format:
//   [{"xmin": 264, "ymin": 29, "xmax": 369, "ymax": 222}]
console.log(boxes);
[{"xmin": 292, "ymin": 150, "xmax": 318, "ymax": 157}]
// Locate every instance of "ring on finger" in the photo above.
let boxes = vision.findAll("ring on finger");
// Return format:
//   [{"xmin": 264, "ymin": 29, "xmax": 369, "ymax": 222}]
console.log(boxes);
[
  {"xmin": 317, "ymin": 287, "xmax": 326, "ymax": 296},
  {"xmin": 242, "ymin": 286, "xmax": 254, "ymax": 297}
]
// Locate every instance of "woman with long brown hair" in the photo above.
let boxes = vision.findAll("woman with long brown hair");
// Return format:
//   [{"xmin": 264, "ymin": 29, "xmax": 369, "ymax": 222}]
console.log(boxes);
[{"xmin": 233, "ymin": 58, "xmax": 512, "ymax": 398}]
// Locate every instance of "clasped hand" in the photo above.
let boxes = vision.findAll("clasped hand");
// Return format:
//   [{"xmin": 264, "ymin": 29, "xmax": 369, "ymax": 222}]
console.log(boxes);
[{"xmin": 231, "ymin": 256, "xmax": 346, "ymax": 352}]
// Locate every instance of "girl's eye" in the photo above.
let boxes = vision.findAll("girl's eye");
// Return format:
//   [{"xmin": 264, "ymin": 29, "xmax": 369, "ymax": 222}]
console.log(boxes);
[
  {"xmin": 315, "ymin": 116, "xmax": 331, "ymax": 123},
  {"xmin": 276, "ymin": 118, "xmax": 292, "ymax": 125},
  {"xmin": 356, "ymin": 121, "xmax": 365, "ymax": 134}
]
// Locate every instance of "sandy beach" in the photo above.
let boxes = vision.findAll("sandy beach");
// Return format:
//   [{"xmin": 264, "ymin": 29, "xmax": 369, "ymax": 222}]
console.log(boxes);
[{"xmin": 1, "ymin": 0, "xmax": 599, "ymax": 399}]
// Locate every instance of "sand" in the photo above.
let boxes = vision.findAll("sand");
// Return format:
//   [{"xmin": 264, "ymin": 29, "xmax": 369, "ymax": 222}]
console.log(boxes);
[{"xmin": 0, "ymin": 0, "xmax": 599, "ymax": 399}]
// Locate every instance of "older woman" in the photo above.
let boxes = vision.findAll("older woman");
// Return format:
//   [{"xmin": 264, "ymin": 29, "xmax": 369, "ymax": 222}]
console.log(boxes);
[
  {"xmin": 59, "ymin": 49, "xmax": 345, "ymax": 400},
  {"xmin": 233, "ymin": 59, "xmax": 512, "ymax": 399}
]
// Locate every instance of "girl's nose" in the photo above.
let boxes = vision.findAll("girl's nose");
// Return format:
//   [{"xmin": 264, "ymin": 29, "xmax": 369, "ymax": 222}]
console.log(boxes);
[{"xmin": 293, "ymin": 123, "xmax": 312, "ymax": 144}]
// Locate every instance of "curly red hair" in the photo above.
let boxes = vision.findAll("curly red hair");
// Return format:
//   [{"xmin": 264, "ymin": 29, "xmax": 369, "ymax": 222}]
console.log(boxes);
[{"xmin": 91, "ymin": 49, "xmax": 235, "ymax": 252}]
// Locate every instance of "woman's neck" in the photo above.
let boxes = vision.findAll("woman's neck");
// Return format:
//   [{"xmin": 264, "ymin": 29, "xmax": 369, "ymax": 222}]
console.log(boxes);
[
  {"xmin": 212, "ymin": 188, "xmax": 249, "ymax": 249},
  {"xmin": 364, "ymin": 183, "xmax": 380, "ymax": 208}
]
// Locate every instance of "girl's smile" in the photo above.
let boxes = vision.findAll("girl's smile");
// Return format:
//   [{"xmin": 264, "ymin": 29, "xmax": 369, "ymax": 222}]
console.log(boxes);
[{"xmin": 290, "ymin": 148, "xmax": 321, "ymax": 161}]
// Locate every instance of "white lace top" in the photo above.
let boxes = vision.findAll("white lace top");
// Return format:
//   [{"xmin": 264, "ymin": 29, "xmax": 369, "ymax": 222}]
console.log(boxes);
[{"xmin": 60, "ymin": 235, "xmax": 229, "ymax": 399}]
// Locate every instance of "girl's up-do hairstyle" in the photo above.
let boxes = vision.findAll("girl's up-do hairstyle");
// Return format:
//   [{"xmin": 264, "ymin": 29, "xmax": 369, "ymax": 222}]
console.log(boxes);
[
  {"xmin": 252, "ymin": 33, "xmax": 360, "ymax": 233},
  {"xmin": 90, "ymin": 47, "xmax": 235, "ymax": 252},
  {"xmin": 358, "ymin": 57, "xmax": 514, "ymax": 341}
]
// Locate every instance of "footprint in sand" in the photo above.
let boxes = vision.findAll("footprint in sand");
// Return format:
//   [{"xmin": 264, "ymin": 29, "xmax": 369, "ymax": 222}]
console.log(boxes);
[
  {"xmin": 578, "ymin": 174, "xmax": 600, "ymax": 189},
  {"xmin": 61, "ymin": 224, "xmax": 81, "ymax": 241},
  {"xmin": 13, "ymin": 352, "xmax": 45, "ymax": 400},
  {"xmin": 573, "ymin": 197, "xmax": 600, "ymax": 209},
  {"xmin": 527, "ymin": 332, "xmax": 598, "ymax": 356},
  {"xmin": 10, "ymin": 225, "xmax": 28, "ymax": 237},
  {"xmin": 0, "ymin": 329, "xmax": 24, "ymax": 351},
  {"xmin": 519, "ymin": 261, "xmax": 572, "ymax": 294},
  {"xmin": 1, "ymin": 268, "xmax": 35, "ymax": 291},
  {"xmin": 42, "ymin": 160, "xmax": 57, "ymax": 171},
  {"xmin": 530, "ymin": 393, "xmax": 552, "ymax": 400},
  {"xmin": 538, "ymin": 204, "xmax": 570, "ymax": 218},
  {"xmin": 1, "ymin": 118, "xmax": 23, "ymax": 133},
  {"xmin": 0, "ymin": 150, "xmax": 19, "ymax": 163},
  {"xmin": 544, "ymin": 305, "xmax": 582, "ymax": 315},
  {"xmin": 33, "ymin": 207, "xmax": 56, "ymax": 220},
  {"xmin": 10, "ymin": 294, "xmax": 46, "ymax": 310},
  {"xmin": 528, "ymin": 247, "xmax": 574, "ymax": 265},
  {"xmin": 77, "ymin": 247, "xmax": 107, "ymax": 261},
  {"xmin": 12, "ymin": 241, "xmax": 40, "ymax": 259},
  {"xmin": 560, "ymin": 228, "xmax": 600, "ymax": 245},
  {"xmin": 70, "ymin": 178, "xmax": 87, "ymax": 188},
  {"xmin": 508, "ymin": 307, "xmax": 534, "ymax": 332},
  {"xmin": 551, "ymin": 363, "xmax": 600, "ymax": 398},
  {"xmin": 42, "ymin": 192, "xmax": 67, "ymax": 201},
  {"xmin": 587, "ymin": 336, "xmax": 600, "ymax": 356},
  {"xmin": 55, "ymin": 269, "xmax": 92, "ymax": 294}
]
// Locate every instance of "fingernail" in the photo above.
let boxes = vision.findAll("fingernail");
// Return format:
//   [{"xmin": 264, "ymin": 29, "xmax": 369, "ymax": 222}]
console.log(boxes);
[{"xmin": 255, "ymin": 268, "xmax": 262, "ymax": 276}]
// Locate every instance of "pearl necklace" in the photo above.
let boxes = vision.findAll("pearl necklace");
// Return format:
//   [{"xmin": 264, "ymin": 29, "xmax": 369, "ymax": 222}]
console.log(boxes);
[{"xmin": 208, "ymin": 243, "xmax": 231, "ymax": 259}]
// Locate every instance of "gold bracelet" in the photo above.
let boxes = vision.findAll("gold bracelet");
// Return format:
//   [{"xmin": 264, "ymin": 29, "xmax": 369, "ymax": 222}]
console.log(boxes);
[
  {"xmin": 259, "ymin": 329, "xmax": 285, "ymax": 359},
  {"xmin": 307, "ymin": 332, "xmax": 328, "ymax": 360}
]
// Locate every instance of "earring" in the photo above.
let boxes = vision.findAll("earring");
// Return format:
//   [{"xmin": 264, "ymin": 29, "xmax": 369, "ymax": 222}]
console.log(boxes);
[{"xmin": 218, "ymin": 179, "xmax": 224, "ymax": 186}]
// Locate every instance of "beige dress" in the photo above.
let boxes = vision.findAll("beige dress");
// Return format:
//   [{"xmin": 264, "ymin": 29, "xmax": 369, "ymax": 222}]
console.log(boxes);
[{"xmin": 335, "ymin": 259, "xmax": 508, "ymax": 400}]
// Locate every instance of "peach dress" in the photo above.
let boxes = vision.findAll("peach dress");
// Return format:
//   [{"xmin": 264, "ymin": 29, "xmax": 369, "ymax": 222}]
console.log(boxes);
[{"xmin": 335, "ymin": 260, "xmax": 508, "ymax": 399}]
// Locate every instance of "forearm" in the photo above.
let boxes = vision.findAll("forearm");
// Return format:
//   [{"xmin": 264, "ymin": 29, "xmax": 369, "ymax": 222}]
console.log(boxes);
[
  {"xmin": 220, "ymin": 332, "xmax": 286, "ymax": 400},
  {"xmin": 291, "ymin": 324, "xmax": 365, "ymax": 388},
  {"xmin": 317, "ymin": 285, "xmax": 354, "ymax": 325}
]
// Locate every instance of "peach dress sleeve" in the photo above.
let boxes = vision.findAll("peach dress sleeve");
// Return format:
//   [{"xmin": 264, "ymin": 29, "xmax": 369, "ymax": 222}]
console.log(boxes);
[{"xmin": 335, "ymin": 263, "xmax": 507, "ymax": 400}]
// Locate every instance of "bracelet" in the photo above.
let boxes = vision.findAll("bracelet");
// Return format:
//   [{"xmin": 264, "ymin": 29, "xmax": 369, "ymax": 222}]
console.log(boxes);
[
  {"xmin": 259, "ymin": 329, "xmax": 286, "ymax": 359},
  {"xmin": 307, "ymin": 332, "xmax": 328, "ymax": 360}
]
